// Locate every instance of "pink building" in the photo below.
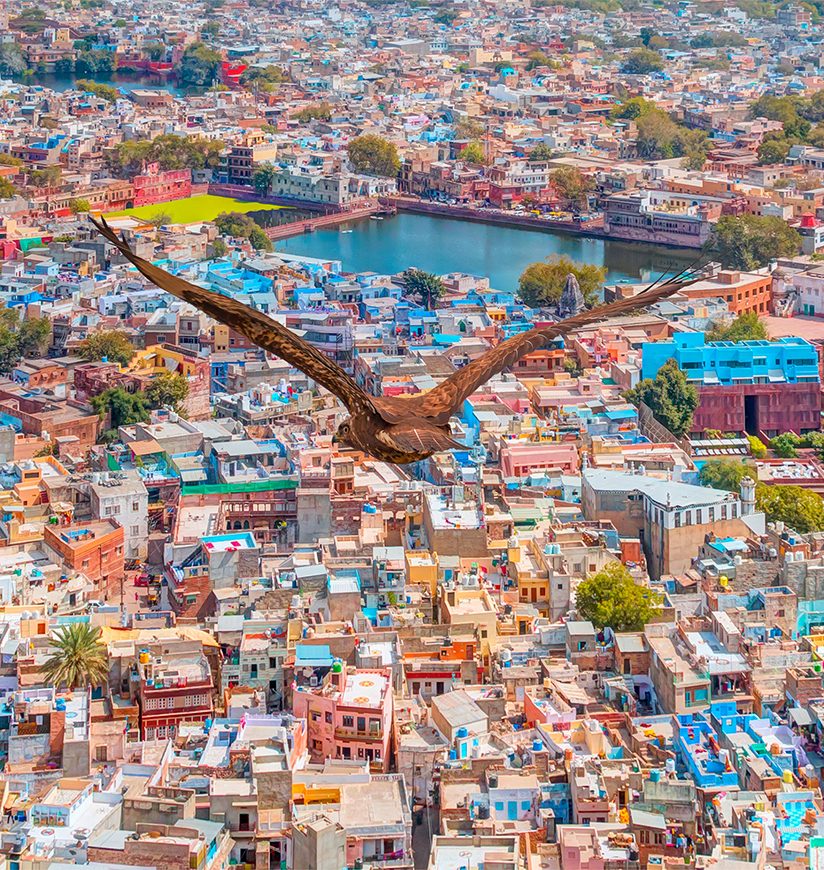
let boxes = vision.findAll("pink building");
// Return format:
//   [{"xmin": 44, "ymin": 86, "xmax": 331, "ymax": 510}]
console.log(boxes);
[
  {"xmin": 292, "ymin": 667, "xmax": 393, "ymax": 773},
  {"xmin": 133, "ymin": 164, "xmax": 193, "ymax": 207},
  {"xmin": 559, "ymin": 825, "xmax": 640, "ymax": 870},
  {"xmin": 500, "ymin": 442, "xmax": 579, "ymax": 479}
]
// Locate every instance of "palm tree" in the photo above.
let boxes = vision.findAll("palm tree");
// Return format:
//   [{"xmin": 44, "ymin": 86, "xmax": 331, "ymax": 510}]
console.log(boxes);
[{"xmin": 41, "ymin": 623, "xmax": 108, "ymax": 690}]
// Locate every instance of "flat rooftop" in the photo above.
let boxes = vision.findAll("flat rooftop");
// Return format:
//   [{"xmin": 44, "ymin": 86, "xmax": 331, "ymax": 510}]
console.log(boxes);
[{"xmin": 341, "ymin": 671, "xmax": 387, "ymax": 709}]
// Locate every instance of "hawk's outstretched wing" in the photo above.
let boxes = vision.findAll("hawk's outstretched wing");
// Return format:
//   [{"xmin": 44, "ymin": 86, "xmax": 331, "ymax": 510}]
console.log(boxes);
[
  {"xmin": 90, "ymin": 216, "xmax": 376, "ymax": 416},
  {"xmin": 403, "ymin": 271, "xmax": 704, "ymax": 425}
]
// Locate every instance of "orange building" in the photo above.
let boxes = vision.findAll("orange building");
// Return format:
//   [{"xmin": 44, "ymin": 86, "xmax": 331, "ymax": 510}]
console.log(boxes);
[
  {"xmin": 681, "ymin": 269, "xmax": 771, "ymax": 316},
  {"xmin": 43, "ymin": 520, "xmax": 124, "ymax": 597}
]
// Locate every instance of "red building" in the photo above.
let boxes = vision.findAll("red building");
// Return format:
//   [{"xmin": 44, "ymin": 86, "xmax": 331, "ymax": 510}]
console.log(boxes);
[
  {"xmin": 133, "ymin": 164, "xmax": 192, "ymax": 208},
  {"xmin": 693, "ymin": 381, "xmax": 821, "ymax": 437}
]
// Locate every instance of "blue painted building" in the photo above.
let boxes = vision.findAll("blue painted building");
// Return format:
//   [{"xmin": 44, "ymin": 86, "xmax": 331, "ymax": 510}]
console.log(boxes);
[{"xmin": 641, "ymin": 333, "xmax": 820, "ymax": 385}]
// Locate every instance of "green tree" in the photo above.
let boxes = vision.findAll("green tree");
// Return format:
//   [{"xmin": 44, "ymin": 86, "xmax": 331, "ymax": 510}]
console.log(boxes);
[
  {"xmin": 252, "ymin": 164, "xmax": 275, "ymax": 195},
  {"xmin": 707, "ymin": 215, "xmax": 801, "ymax": 270},
  {"xmin": 526, "ymin": 50, "xmax": 554, "ymax": 70},
  {"xmin": 706, "ymin": 312, "xmax": 768, "ymax": 343},
  {"xmin": 215, "ymin": 211, "xmax": 256, "ymax": 238},
  {"xmin": 750, "ymin": 94, "xmax": 810, "ymax": 139},
  {"xmin": 109, "ymin": 139, "xmax": 152, "ymax": 176},
  {"xmin": 757, "ymin": 483, "xmax": 824, "ymax": 532},
  {"xmin": 575, "ymin": 562, "xmax": 663, "ymax": 631},
  {"xmin": 699, "ymin": 458, "xmax": 755, "ymax": 491},
  {"xmin": 17, "ymin": 318, "xmax": 51, "ymax": 358},
  {"xmin": 144, "ymin": 42, "xmax": 166, "ymax": 61},
  {"xmin": 91, "ymin": 387, "xmax": 150, "ymax": 430},
  {"xmin": 75, "ymin": 49, "xmax": 115, "ymax": 77},
  {"xmin": 0, "ymin": 43, "xmax": 27, "ymax": 76},
  {"xmin": 621, "ymin": 48, "xmax": 664, "ymax": 74},
  {"xmin": 29, "ymin": 166, "xmax": 61, "ymax": 188},
  {"xmin": 453, "ymin": 118, "xmax": 485, "ymax": 139},
  {"xmin": 518, "ymin": 256, "xmax": 606, "ymax": 307},
  {"xmin": 0, "ymin": 178, "xmax": 15, "ymax": 200},
  {"xmin": 79, "ymin": 330, "xmax": 136, "ymax": 366},
  {"xmin": 624, "ymin": 358, "xmax": 698, "ymax": 437},
  {"xmin": 748, "ymin": 435, "xmax": 767, "ymax": 459},
  {"xmin": 75, "ymin": 78, "xmax": 120, "ymax": 102},
  {"xmin": 179, "ymin": 42, "xmax": 222, "ymax": 86},
  {"xmin": 529, "ymin": 143, "xmax": 553, "ymax": 161},
  {"xmin": 294, "ymin": 103, "xmax": 332, "ymax": 122},
  {"xmin": 71, "ymin": 198, "xmax": 91, "ymax": 214},
  {"xmin": 758, "ymin": 136, "xmax": 792, "ymax": 165},
  {"xmin": 248, "ymin": 226, "xmax": 272, "ymax": 252},
  {"xmin": 460, "ymin": 141, "xmax": 486, "ymax": 164},
  {"xmin": 550, "ymin": 166, "xmax": 595, "ymax": 209},
  {"xmin": 146, "ymin": 371, "xmax": 189, "ymax": 413},
  {"xmin": 240, "ymin": 64, "xmax": 287, "ymax": 92},
  {"xmin": 0, "ymin": 327, "xmax": 21, "ymax": 374},
  {"xmin": 434, "ymin": 6, "xmax": 459, "ymax": 24},
  {"xmin": 402, "ymin": 268, "xmax": 446, "ymax": 309},
  {"xmin": 769, "ymin": 432, "xmax": 801, "ymax": 458},
  {"xmin": 148, "ymin": 211, "xmax": 172, "ymax": 227},
  {"xmin": 611, "ymin": 96, "xmax": 657, "ymax": 120},
  {"xmin": 347, "ymin": 134, "xmax": 400, "ymax": 177},
  {"xmin": 41, "ymin": 624, "xmax": 109, "ymax": 690},
  {"xmin": 109, "ymin": 135, "xmax": 224, "ymax": 178},
  {"xmin": 202, "ymin": 21, "xmax": 220, "ymax": 38},
  {"xmin": 212, "ymin": 238, "xmax": 228, "ymax": 257}
]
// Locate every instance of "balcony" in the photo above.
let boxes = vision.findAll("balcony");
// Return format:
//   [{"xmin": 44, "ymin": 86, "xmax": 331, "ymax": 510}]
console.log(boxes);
[{"xmin": 335, "ymin": 726, "xmax": 384, "ymax": 741}]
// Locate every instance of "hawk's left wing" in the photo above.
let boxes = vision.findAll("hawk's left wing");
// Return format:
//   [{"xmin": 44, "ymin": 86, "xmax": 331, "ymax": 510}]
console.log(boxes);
[{"xmin": 90, "ymin": 216, "xmax": 377, "ymax": 416}]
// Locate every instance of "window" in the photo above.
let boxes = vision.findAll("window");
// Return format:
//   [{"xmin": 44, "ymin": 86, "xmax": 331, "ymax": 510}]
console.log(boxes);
[
  {"xmin": 343, "ymin": 715, "xmax": 354, "ymax": 727},
  {"xmin": 157, "ymin": 726, "xmax": 167, "ymax": 738},
  {"xmin": 131, "ymin": 525, "xmax": 140, "ymax": 536},
  {"xmin": 325, "ymin": 711, "xmax": 332, "ymax": 724}
]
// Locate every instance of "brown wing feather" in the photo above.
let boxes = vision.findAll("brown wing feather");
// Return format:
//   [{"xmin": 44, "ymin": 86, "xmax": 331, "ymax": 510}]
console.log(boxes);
[
  {"xmin": 385, "ymin": 423, "xmax": 464, "ymax": 454},
  {"xmin": 402, "ymin": 275, "xmax": 702, "ymax": 424},
  {"xmin": 90, "ymin": 216, "xmax": 375, "ymax": 416}
]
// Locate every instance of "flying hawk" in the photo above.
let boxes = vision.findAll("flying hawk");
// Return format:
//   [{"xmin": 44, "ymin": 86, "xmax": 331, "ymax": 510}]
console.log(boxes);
[{"xmin": 91, "ymin": 216, "xmax": 701, "ymax": 464}]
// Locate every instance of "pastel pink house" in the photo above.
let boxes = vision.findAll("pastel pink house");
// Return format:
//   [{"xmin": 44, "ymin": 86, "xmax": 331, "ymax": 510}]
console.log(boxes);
[
  {"xmin": 500, "ymin": 442, "xmax": 580, "ymax": 479},
  {"xmin": 292, "ymin": 668, "xmax": 393, "ymax": 773}
]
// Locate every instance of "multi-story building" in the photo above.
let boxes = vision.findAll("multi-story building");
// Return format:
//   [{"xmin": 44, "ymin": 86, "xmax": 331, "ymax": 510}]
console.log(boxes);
[
  {"xmin": 679, "ymin": 269, "xmax": 772, "ymax": 316},
  {"xmin": 136, "ymin": 638, "xmax": 215, "ymax": 740},
  {"xmin": 43, "ymin": 520, "xmax": 124, "ymax": 598},
  {"xmin": 132, "ymin": 165, "xmax": 193, "ymax": 207},
  {"xmin": 642, "ymin": 333, "xmax": 821, "ymax": 437},
  {"xmin": 582, "ymin": 469, "xmax": 764, "ymax": 579},
  {"xmin": 292, "ymin": 666, "xmax": 394, "ymax": 772},
  {"xmin": 603, "ymin": 190, "xmax": 719, "ymax": 247}
]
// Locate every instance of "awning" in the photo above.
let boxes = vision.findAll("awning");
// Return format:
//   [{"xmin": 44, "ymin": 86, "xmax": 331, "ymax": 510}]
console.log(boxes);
[{"xmin": 789, "ymin": 707, "xmax": 813, "ymax": 727}]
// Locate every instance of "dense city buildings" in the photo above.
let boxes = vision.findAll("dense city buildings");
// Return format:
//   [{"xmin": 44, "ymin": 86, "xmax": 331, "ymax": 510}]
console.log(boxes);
[{"xmin": 1, "ymin": 0, "xmax": 824, "ymax": 869}]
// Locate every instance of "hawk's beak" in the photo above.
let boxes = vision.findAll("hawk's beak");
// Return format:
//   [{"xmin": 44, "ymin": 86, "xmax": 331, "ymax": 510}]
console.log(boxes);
[{"xmin": 332, "ymin": 434, "xmax": 339, "ymax": 444}]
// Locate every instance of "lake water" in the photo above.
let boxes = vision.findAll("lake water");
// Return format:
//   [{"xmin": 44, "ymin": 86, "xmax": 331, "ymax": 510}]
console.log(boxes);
[
  {"xmin": 275, "ymin": 212, "xmax": 698, "ymax": 291},
  {"xmin": 11, "ymin": 71, "xmax": 192, "ymax": 96}
]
